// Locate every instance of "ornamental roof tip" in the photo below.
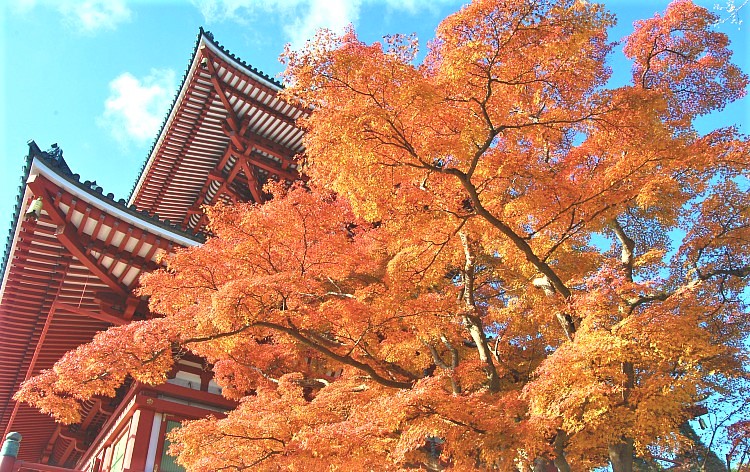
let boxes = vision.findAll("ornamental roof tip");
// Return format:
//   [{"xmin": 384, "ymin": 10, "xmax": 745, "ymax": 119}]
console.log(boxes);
[{"xmin": 0, "ymin": 140, "xmax": 205, "ymax": 287}]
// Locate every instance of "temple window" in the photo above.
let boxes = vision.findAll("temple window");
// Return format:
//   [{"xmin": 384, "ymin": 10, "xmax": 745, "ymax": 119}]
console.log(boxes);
[
  {"xmin": 166, "ymin": 370, "xmax": 202, "ymax": 390},
  {"xmin": 207, "ymin": 379, "xmax": 223, "ymax": 395}
]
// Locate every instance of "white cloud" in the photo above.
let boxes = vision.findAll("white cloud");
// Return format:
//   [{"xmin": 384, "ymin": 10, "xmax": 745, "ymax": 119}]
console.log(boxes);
[
  {"xmin": 59, "ymin": 0, "xmax": 132, "ymax": 33},
  {"xmin": 98, "ymin": 69, "xmax": 176, "ymax": 147},
  {"xmin": 191, "ymin": 0, "xmax": 453, "ymax": 48},
  {"xmin": 283, "ymin": 0, "xmax": 363, "ymax": 47},
  {"xmin": 7, "ymin": 0, "xmax": 132, "ymax": 34},
  {"xmin": 190, "ymin": 0, "xmax": 284, "ymax": 25}
]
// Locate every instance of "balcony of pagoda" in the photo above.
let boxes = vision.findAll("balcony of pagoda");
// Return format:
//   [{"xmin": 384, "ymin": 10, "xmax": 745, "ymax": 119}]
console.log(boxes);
[{"xmin": 77, "ymin": 361, "xmax": 236, "ymax": 472}]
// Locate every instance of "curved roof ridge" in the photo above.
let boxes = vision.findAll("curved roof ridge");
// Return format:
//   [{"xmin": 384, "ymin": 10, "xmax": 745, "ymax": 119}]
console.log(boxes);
[
  {"xmin": 200, "ymin": 27, "xmax": 285, "ymax": 90},
  {"xmin": 40, "ymin": 144, "xmax": 205, "ymax": 241},
  {"xmin": 0, "ymin": 142, "xmax": 36, "ymax": 286},
  {"xmin": 128, "ymin": 28, "xmax": 287, "ymax": 204},
  {"xmin": 129, "ymin": 28, "xmax": 206, "ymax": 203}
]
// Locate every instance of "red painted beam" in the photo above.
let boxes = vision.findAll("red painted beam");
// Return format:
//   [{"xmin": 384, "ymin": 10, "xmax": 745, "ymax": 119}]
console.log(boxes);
[
  {"xmin": 27, "ymin": 175, "xmax": 127, "ymax": 297},
  {"xmin": 246, "ymin": 154, "xmax": 299, "ymax": 182},
  {"xmin": 243, "ymin": 132, "xmax": 299, "ymax": 169},
  {"xmin": 237, "ymin": 158, "xmax": 263, "ymax": 203},
  {"xmin": 2, "ymin": 302, "xmax": 57, "ymax": 439},
  {"xmin": 206, "ymin": 49, "xmax": 308, "ymax": 120},
  {"xmin": 205, "ymin": 59, "xmax": 239, "ymax": 132},
  {"xmin": 147, "ymin": 383, "xmax": 236, "ymax": 410},
  {"xmin": 78, "ymin": 399, "xmax": 102, "ymax": 431},
  {"xmin": 14, "ymin": 461, "xmax": 80, "ymax": 472},
  {"xmin": 123, "ymin": 408, "xmax": 154, "ymax": 472},
  {"xmin": 219, "ymin": 79, "xmax": 298, "ymax": 129},
  {"xmin": 54, "ymin": 439, "xmax": 75, "ymax": 469},
  {"xmin": 134, "ymin": 394, "xmax": 228, "ymax": 420},
  {"xmin": 53, "ymin": 302, "xmax": 125, "ymax": 326}
]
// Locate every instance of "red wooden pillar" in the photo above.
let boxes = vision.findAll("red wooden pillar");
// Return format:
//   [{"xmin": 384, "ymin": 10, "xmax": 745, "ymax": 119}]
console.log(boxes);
[
  {"xmin": 102, "ymin": 439, "xmax": 114, "ymax": 471},
  {"xmin": 124, "ymin": 408, "xmax": 156, "ymax": 472},
  {"xmin": 0, "ymin": 433, "xmax": 21, "ymax": 472}
]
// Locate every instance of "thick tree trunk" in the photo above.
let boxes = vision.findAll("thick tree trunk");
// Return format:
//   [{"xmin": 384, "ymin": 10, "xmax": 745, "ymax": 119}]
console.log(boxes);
[
  {"xmin": 609, "ymin": 438, "xmax": 634, "ymax": 472},
  {"xmin": 459, "ymin": 232, "xmax": 501, "ymax": 392},
  {"xmin": 532, "ymin": 457, "xmax": 555, "ymax": 472},
  {"xmin": 610, "ymin": 221, "xmax": 637, "ymax": 472},
  {"xmin": 608, "ymin": 361, "xmax": 635, "ymax": 472},
  {"xmin": 552, "ymin": 457, "xmax": 571, "ymax": 472},
  {"xmin": 531, "ymin": 431, "xmax": 571, "ymax": 472},
  {"xmin": 552, "ymin": 430, "xmax": 571, "ymax": 472}
]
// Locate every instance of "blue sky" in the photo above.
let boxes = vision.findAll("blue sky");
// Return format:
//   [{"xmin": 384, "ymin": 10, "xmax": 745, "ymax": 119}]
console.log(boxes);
[{"xmin": 0, "ymin": 0, "xmax": 747, "ymax": 249}]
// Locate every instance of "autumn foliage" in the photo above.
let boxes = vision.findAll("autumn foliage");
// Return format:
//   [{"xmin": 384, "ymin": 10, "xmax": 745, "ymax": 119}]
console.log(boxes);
[{"xmin": 15, "ymin": 0, "xmax": 749, "ymax": 470}]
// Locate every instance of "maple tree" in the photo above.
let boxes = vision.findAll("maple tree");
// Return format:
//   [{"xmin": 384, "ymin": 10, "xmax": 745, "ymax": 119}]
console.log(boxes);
[{"xmin": 14, "ymin": 0, "xmax": 750, "ymax": 471}]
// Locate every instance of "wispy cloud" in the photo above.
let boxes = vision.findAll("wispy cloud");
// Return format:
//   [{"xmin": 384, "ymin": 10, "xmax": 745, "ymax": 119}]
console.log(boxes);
[
  {"xmin": 60, "ymin": 0, "xmax": 132, "ymax": 33},
  {"xmin": 98, "ymin": 69, "xmax": 176, "ymax": 147},
  {"xmin": 8, "ymin": 0, "xmax": 37, "ymax": 14},
  {"xmin": 9, "ymin": 0, "xmax": 132, "ymax": 34},
  {"xmin": 191, "ymin": 0, "xmax": 454, "ymax": 48},
  {"xmin": 283, "ymin": 0, "xmax": 363, "ymax": 47}
]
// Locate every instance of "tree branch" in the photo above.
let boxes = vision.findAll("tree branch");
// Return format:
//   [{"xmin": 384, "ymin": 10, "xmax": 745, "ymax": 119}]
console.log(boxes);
[
  {"xmin": 447, "ymin": 169, "xmax": 572, "ymax": 299},
  {"xmin": 254, "ymin": 321, "xmax": 414, "ymax": 390},
  {"xmin": 459, "ymin": 232, "xmax": 501, "ymax": 393},
  {"xmin": 696, "ymin": 265, "xmax": 750, "ymax": 281}
]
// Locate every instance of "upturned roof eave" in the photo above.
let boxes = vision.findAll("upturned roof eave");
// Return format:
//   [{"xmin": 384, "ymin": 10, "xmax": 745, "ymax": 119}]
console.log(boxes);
[
  {"xmin": 0, "ymin": 141, "xmax": 204, "ymax": 301},
  {"xmin": 127, "ymin": 28, "xmax": 288, "ymax": 207}
]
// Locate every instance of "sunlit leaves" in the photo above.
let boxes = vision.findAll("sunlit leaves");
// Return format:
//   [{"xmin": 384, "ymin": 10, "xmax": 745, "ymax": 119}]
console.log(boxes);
[
  {"xmin": 624, "ymin": 0, "xmax": 748, "ymax": 127},
  {"xmin": 14, "ymin": 1, "xmax": 750, "ymax": 470}
]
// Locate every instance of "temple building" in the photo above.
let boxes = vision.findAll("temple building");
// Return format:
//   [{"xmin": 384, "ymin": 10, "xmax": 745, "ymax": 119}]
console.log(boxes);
[{"xmin": 0, "ymin": 29, "xmax": 305, "ymax": 472}]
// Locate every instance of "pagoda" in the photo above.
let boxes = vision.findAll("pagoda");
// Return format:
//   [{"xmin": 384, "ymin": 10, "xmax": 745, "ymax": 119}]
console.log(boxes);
[{"xmin": 0, "ymin": 29, "xmax": 305, "ymax": 472}]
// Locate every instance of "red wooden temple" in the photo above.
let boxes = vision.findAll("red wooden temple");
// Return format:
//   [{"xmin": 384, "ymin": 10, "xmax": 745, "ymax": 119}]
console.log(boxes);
[{"xmin": 0, "ymin": 29, "xmax": 305, "ymax": 472}]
